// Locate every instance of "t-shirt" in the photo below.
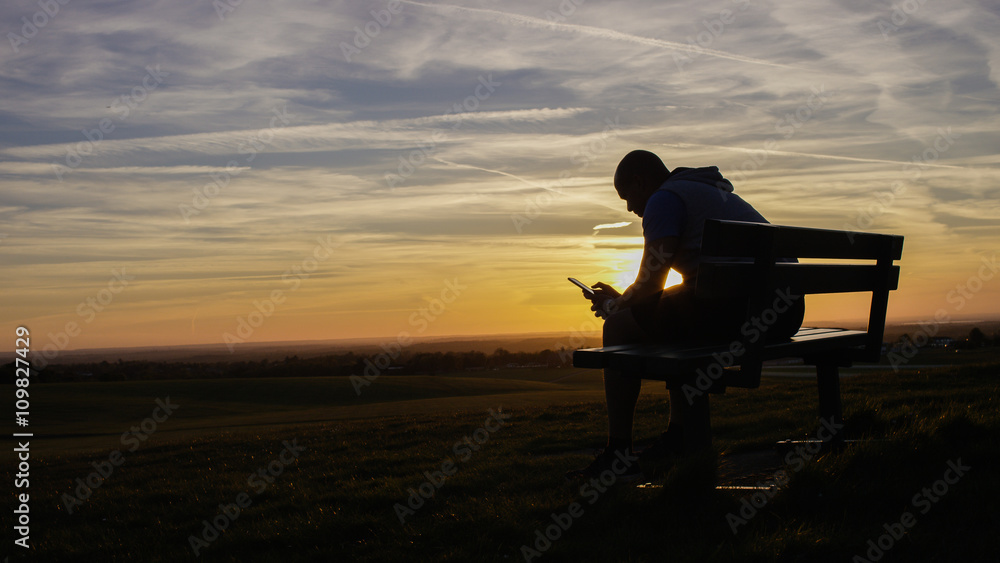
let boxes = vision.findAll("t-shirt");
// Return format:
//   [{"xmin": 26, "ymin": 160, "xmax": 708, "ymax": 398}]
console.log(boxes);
[
  {"xmin": 642, "ymin": 190, "xmax": 686, "ymax": 240},
  {"xmin": 639, "ymin": 166, "xmax": 770, "ymax": 278}
]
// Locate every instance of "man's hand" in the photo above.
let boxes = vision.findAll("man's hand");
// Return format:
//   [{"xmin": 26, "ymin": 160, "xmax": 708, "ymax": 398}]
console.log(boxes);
[{"xmin": 588, "ymin": 282, "xmax": 621, "ymax": 319}]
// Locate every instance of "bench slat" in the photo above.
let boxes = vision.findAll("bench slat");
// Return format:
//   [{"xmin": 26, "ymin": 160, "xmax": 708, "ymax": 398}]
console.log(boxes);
[
  {"xmin": 572, "ymin": 344, "xmax": 648, "ymax": 369},
  {"xmin": 759, "ymin": 329, "xmax": 868, "ymax": 359},
  {"xmin": 698, "ymin": 263, "xmax": 900, "ymax": 296},
  {"xmin": 571, "ymin": 327, "xmax": 870, "ymax": 387},
  {"xmin": 792, "ymin": 327, "xmax": 837, "ymax": 336},
  {"xmin": 702, "ymin": 220, "xmax": 904, "ymax": 260}
]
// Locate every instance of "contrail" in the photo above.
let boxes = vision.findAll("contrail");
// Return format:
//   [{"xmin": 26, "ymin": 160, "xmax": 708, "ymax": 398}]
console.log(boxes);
[
  {"xmin": 398, "ymin": 0, "xmax": 800, "ymax": 71},
  {"xmin": 661, "ymin": 142, "xmax": 969, "ymax": 170},
  {"xmin": 1, "ymin": 107, "xmax": 587, "ymax": 161},
  {"xmin": 431, "ymin": 157, "xmax": 625, "ymax": 213},
  {"xmin": 431, "ymin": 157, "xmax": 557, "ymax": 191}
]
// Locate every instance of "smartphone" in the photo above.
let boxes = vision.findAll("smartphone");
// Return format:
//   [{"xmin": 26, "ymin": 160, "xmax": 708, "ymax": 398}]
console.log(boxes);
[{"xmin": 568, "ymin": 277, "xmax": 596, "ymax": 296}]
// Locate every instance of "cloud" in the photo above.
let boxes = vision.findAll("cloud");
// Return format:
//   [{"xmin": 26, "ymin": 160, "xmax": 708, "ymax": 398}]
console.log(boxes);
[
  {"xmin": 398, "ymin": 0, "xmax": 801, "ymax": 70},
  {"xmin": 593, "ymin": 222, "xmax": 632, "ymax": 231},
  {"xmin": 660, "ymin": 142, "xmax": 972, "ymax": 170},
  {"xmin": 2, "ymin": 0, "xmax": 999, "ymax": 346},
  {"xmin": 1, "ymin": 107, "xmax": 590, "ymax": 162}
]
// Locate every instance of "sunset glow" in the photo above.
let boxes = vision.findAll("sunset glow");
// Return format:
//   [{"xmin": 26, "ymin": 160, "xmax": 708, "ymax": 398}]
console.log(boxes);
[{"xmin": 2, "ymin": 0, "xmax": 999, "ymax": 352}]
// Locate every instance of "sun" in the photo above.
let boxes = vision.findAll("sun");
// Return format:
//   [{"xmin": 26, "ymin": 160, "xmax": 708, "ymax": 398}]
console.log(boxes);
[
  {"xmin": 663, "ymin": 269, "xmax": 684, "ymax": 289},
  {"xmin": 610, "ymin": 248, "xmax": 685, "ymax": 290}
]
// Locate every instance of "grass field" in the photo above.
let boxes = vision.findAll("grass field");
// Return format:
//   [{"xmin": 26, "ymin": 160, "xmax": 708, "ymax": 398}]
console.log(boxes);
[{"xmin": 4, "ymin": 349, "xmax": 1000, "ymax": 562}]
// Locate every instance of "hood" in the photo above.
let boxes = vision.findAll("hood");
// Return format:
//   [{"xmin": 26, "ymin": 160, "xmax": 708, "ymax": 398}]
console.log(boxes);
[{"xmin": 666, "ymin": 166, "xmax": 734, "ymax": 193}]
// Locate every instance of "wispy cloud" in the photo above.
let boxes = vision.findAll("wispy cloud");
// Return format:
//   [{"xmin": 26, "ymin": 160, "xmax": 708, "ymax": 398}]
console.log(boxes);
[
  {"xmin": 1, "ymin": 0, "xmax": 999, "ymax": 347},
  {"xmin": 1, "ymin": 107, "xmax": 590, "ymax": 161},
  {"xmin": 399, "ymin": 0, "xmax": 801, "ymax": 70},
  {"xmin": 593, "ymin": 222, "xmax": 632, "ymax": 231},
  {"xmin": 660, "ymin": 143, "xmax": 973, "ymax": 170}
]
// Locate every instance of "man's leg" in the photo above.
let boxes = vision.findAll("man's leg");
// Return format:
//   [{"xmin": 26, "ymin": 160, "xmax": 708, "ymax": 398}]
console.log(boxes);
[
  {"xmin": 602, "ymin": 308, "xmax": 649, "ymax": 452},
  {"xmin": 649, "ymin": 285, "xmax": 706, "ymax": 456},
  {"xmin": 668, "ymin": 391, "xmax": 686, "ymax": 431},
  {"xmin": 563, "ymin": 307, "xmax": 648, "ymax": 482}
]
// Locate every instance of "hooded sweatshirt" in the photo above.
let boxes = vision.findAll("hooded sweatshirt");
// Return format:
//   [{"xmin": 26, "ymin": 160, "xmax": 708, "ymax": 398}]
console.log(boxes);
[{"xmin": 642, "ymin": 166, "xmax": 768, "ymax": 279}]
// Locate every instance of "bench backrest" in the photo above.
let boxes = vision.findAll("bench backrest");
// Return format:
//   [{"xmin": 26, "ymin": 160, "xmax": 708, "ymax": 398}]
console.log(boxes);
[{"xmin": 697, "ymin": 219, "xmax": 904, "ymax": 362}]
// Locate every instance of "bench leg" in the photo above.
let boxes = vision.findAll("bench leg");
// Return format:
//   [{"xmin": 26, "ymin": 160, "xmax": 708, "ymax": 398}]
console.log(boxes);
[
  {"xmin": 816, "ymin": 363, "xmax": 845, "ymax": 445},
  {"xmin": 681, "ymin": 392, "xmax": 712, "ymax": 453}
]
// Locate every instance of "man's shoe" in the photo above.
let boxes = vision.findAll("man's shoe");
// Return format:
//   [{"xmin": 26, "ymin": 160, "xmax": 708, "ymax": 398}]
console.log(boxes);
[{"xmin": 564, "ymin": 447, "xmax": 643, "ymax": 483}]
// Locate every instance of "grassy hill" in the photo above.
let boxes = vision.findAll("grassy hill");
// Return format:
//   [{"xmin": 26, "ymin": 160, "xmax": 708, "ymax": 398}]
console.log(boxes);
[{"xmin": 3, "ymin": 355, "xmax": 999, "ymax": 562}]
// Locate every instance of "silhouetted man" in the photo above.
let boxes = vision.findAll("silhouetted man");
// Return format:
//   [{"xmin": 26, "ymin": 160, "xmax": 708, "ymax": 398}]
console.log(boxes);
[{"xmin": 566, "ymin": 150, "xmax": 804, "ymax": 482}]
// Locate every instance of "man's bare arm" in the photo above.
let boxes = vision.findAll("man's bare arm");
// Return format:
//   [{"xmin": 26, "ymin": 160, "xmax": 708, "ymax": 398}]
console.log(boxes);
[{"xmin": 615, "ymin": 236, "xmax": 678, "ymax": 309}]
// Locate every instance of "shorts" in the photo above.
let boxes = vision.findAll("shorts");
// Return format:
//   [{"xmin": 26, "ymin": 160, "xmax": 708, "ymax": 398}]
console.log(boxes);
[{"xmin": 630, "ymin": 282, "xmax": 804, "ymax": 342}]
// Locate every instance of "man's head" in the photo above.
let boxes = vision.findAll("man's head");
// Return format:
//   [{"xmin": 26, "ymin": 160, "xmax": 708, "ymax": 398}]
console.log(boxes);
[{"xmin": 614, "ymin": 150, "xmax": 671, "ymax": 218}]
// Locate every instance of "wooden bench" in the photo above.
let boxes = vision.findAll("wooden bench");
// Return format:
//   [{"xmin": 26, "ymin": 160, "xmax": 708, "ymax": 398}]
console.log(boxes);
[{"xmin": 573, "ymin": 219, "xmax": 904, "ymax": 454}]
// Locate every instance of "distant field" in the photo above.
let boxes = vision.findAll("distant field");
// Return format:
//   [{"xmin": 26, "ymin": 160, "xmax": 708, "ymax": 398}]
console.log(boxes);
[
  {"xmin": 25, "ymin": 367, "xmax": 615, "ymax": 456},
  {"xmin": 4, "ymin": 351, "xmax": 1000, "ymax": 561},
  {"xmin": 25, "ymin": 347, "xmax": 996, "ymax": 456}
]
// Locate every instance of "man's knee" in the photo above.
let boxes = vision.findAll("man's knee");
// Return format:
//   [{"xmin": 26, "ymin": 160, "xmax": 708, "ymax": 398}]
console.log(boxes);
[
  {"xmin": 603, "ymin": 310, "xmax": 642, "ymax": 346},
  {"xmin": 601, "ymin": 312, "xmax": 619, "ymax": 343}
]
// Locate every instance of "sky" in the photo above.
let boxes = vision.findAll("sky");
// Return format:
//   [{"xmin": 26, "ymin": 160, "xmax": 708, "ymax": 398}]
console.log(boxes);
[{"xmin": 1, "ymin": 0, "xmax": 999, "ymax": 354}]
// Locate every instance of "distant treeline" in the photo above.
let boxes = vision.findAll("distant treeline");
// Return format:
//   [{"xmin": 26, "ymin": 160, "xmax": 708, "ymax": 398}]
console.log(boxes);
[
  {"xmin": 4, "ymin": 348, "xmax": 576, "ymax": 383},
  {"xmin": 5, "ymin": 327, "xmax": 997, "ymax": 384}
]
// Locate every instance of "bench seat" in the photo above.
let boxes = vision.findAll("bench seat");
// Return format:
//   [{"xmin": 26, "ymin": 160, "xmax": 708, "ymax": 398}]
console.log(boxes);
[{"xmin": 573, "ymin": 327, "xmax": 868, "ymax": 390}]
